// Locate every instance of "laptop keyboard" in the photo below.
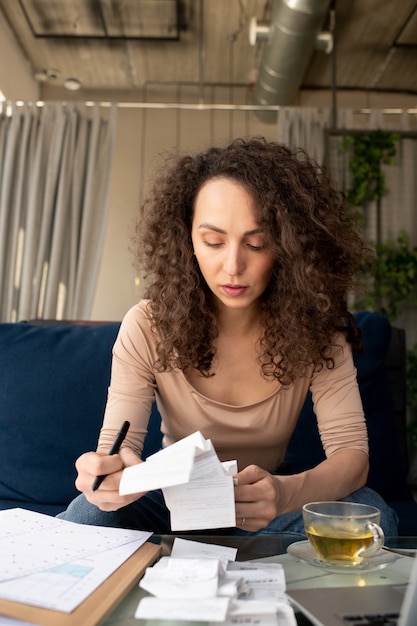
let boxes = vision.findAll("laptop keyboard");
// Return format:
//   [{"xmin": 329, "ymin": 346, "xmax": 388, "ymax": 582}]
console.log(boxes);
[{"xmin": 342, "ymin": 613, "xmax": 400, "ymax": 625}]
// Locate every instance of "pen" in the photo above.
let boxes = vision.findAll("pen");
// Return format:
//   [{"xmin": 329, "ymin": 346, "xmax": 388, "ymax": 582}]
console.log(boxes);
[{"xmin": 91, "ymin": 420, "xmax": 130, "ymax": 492}]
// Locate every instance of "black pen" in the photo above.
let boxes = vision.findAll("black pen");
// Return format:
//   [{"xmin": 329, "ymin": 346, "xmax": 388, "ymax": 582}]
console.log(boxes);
[{"xmin": 91, "ymin": 420, "xmax": 130, "ymax": 492}]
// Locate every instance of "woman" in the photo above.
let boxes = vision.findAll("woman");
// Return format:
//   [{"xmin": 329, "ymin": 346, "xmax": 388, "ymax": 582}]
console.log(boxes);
[{"xmin": 59, "ymin": 137, "xmax": 398, "ymax": 536}]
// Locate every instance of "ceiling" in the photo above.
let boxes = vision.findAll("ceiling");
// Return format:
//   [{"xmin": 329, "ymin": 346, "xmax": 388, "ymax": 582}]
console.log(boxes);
[{"xmin": 1, "ymin": 0, "xmax": 417, "ymax": 105}]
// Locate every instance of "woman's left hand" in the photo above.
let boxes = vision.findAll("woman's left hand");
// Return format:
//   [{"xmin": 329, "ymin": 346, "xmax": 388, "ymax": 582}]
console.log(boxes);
[
  {"xmin": 233, "ymin": 464, "xmax": 280, "ymax": 531},
  {"xmin": 232, "ymin": 450, "xmax": 369, "ymax": 531}
]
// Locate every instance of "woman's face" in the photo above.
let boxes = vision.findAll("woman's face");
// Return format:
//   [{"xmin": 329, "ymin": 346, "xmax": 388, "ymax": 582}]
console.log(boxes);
[{"xmin": 191, "ymin": 177, "xmax": 275, "ymax": 314}]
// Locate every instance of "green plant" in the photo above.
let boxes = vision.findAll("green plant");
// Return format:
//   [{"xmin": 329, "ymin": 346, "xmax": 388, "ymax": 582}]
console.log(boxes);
[
  {"xmin": 341, "ymin": 130, "xmax": 400, "ymax": 209},
  {"xmin": 341, "ymin": 131, "xmax": 417, "ymax": 448},
  {"xmin": 355, "ymin": 231, "xmax": 417, "ymax": 320}
]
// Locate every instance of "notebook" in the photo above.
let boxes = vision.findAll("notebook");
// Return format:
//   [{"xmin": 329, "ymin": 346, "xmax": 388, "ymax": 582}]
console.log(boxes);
[{"xmin": 286, "ymin": 553, "xmax": 417, "ymax": 626}]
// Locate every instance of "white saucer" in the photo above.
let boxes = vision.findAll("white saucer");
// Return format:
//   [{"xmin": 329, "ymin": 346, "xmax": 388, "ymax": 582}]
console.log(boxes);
[{"xmin": 287, "ymin": 540, "xmax": 398, "ymax": 573}]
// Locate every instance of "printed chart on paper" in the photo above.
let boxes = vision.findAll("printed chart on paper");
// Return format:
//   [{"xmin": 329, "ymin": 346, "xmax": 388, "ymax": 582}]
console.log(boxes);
[{"xmin": 0, "ymin": 508, "xmax": 151, "ymax": 612}]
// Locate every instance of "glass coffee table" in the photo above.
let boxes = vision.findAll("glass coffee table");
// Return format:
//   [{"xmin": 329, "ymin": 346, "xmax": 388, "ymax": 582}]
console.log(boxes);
[{"xmin": 103, "ymin": 535, "xmax": 417, "ymax": 626}]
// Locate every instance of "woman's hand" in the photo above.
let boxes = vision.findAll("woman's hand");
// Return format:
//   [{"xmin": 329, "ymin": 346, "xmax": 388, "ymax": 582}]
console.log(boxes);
[
  {"xmin": 233, "ymin": 451, "xmax": 369, "ymax": 531},
  {"xmin": 233, "ymin": 464, "xmax": 281, "ymax": 531},
  {"xmin": 75, "ymin": 447, "xmax": 146, "ymax": 511}
]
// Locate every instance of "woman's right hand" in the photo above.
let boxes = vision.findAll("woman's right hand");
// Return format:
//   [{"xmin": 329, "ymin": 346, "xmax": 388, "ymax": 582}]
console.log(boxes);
[{"xmin": 75, "ymin": 447, "xmax": 146, "ymax": 511}]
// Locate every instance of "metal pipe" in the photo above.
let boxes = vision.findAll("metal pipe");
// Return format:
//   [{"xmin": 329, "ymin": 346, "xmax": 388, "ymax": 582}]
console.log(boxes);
[
  {"xmin": 198, "ymin": 0, "xmax": 206, "ymax": 105},
  {"xmin": 8, "ymin": 101, "xmax": 417, "ymax": 115},
  {"xmin": 253, "ymin": 0, "xmax": 332, "ymax": 122}
]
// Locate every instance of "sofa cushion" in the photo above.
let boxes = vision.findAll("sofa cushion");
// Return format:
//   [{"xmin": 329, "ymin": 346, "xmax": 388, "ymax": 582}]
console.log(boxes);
[
  {"xmin": 354, "ymin": 311, "xmax": 412, "ymax": 502},
  {"xmin": 0, "ymin": 322, "xmax": 121, "ymax": 515},
  {"xmin": 284, "ymin": 311, "xmax": 413, "ymax": 504}
]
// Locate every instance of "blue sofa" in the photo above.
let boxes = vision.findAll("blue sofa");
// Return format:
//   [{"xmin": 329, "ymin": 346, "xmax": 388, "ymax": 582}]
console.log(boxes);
[{"xmin": 0, "ymin": 312, "xmax": 416, "ymax": 535}]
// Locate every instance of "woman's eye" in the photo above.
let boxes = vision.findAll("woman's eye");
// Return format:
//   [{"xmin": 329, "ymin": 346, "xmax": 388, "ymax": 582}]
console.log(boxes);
[
  {"xmin": 204, "ymin": 240, "xmax": 223, "ymax": 248},
  {"xmin": 247, "ymin": 242, "xmax": 266, "ymax": 251}
]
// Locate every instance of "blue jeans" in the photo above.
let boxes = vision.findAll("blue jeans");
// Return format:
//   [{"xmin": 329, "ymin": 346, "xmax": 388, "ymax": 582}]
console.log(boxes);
[{"xmin": 57, "ymin": 486, "xmax": 399, "ymax": 538}]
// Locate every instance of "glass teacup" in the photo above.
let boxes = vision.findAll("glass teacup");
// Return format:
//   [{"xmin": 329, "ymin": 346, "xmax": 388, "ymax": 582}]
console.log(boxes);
[{"xmin": 303, "ymin": 501, "xmax": 385, "ymax": 565}]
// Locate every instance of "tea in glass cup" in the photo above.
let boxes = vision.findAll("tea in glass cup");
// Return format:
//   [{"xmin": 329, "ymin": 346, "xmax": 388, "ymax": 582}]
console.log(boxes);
[{"xmin": 303, "ymin": 501, "xmax": 384, "ymax": 565}]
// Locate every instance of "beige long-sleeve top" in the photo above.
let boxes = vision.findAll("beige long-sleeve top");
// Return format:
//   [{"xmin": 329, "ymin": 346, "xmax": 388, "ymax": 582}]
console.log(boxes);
[{"xmin": 98, "ymin": 300, "xmax": 368, "ymax": 472}]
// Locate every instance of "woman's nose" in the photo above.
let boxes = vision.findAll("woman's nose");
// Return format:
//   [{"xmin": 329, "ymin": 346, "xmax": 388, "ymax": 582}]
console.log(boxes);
[{"xmin": 223, "ymin": 246, "xmax": 244, "ymax": 276}]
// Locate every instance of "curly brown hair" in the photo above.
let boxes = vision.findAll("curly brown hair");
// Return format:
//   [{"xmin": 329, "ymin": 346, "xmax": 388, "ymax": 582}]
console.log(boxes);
[{"xmin": 133, "ymin": 137, "xmax": 371, "ymax": 385}]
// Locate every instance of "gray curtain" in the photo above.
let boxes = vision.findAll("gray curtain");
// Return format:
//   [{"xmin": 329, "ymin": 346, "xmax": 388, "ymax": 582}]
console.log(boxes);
[
  {"xmin": 276, "ymin": 107, "xmax": 332, "ymax": 163},
  {"xmin": 0, "ymin": 102, "xmax": 117, "ymax": 322}
]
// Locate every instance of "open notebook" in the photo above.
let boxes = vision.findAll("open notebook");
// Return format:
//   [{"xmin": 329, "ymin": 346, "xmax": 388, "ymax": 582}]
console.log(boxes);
[{"xmin": 286, "ymin": 553, "xmax": 417, "ymax": 626}]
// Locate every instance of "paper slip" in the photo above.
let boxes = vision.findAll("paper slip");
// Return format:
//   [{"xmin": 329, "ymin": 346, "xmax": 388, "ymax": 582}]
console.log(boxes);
[
  {"xmin": 135, "ymin": 539, "xmax": 297, "ymax": 625},
  {"xmin": 120, "ymin": 443, "xmax": 195, "ymax": 492},
  {"xmin": 163, "ymin": 458, "xmax": 236, "ymax": 531},
  {"xmin": 120, "ymin": 431, "xmax": 223, "ymax": 492},
  {"xmin": 224, "ymin": 564, "xmax": 287, "ymax": 602},
  {"xmin": 140, "ymin": 557, "xmax": 221, "ymax": 598},
  {"xmin": 136, "ymin": 596, "xmax": 231, "ymax": 622},
  {"xmin": 171, "ymin": 537, "xmax": 238, "ymax": 564},
  {"xmin": 120, "ymin": 431, "xmax": 237, "ymax": 531},
  {"xmin": 218, "ymin": 600, "xmax": 298, "ymax": 626},
  {"xmin": 171, "ymin": 539, "xmax": 241, "ymax": 597}
]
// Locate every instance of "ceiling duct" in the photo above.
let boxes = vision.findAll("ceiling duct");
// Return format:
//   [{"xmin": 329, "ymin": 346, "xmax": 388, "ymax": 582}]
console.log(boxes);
[{"xmin": 252, "ymin": 0, "xmax": 332, "ymax": 123}]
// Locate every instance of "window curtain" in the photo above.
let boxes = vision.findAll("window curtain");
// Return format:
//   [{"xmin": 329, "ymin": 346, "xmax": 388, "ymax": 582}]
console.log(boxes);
[
  {"xmin": 0, "ymin": 102, "xmax": 117, "ymax": 322},
  {"xmin": 276, "ymin": 107, "xmax": 332, "ymax": 163}
]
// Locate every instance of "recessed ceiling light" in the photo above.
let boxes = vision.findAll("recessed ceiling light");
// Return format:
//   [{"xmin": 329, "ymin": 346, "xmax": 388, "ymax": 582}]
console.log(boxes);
[
  {"xmin": 64, "ymin": 78, "xmax": 82, "ymax": 91},
  {"xmin": 33, "ymin": 70, "xmax": 48, "ymax": 82}
]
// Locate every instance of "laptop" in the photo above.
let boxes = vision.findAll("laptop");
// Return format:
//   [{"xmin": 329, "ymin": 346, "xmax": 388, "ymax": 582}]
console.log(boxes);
[{"xmin": 286, "ymin": 553, "xmax": 417, "ymax": 626}]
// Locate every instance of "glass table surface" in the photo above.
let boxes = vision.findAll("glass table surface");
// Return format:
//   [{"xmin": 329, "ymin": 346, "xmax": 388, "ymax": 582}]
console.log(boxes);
[{"xmin": 102, "ymin": 535, "xmax": 417, "ymax": 626}]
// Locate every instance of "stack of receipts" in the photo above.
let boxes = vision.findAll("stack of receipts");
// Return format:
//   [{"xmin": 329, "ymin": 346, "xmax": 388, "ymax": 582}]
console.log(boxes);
[
  {"xmin": 136, "ymin": 537, "xmax": 297, "ymax": 625},
  {"xmin": 119, "ymin": 431, "xmax": 237, "ymax": 531}
]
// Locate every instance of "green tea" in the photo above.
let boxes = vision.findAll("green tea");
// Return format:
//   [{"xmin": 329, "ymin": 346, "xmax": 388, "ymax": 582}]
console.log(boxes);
[{"xmin": 306, "ymin": 527, "xmax": 375, "ymax": 563}]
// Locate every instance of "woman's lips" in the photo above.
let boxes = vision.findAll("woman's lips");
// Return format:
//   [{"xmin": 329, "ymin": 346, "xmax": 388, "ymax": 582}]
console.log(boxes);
[{"xmin": 221, "ymin": 284, "xmax": 248, "ymax": 297}]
